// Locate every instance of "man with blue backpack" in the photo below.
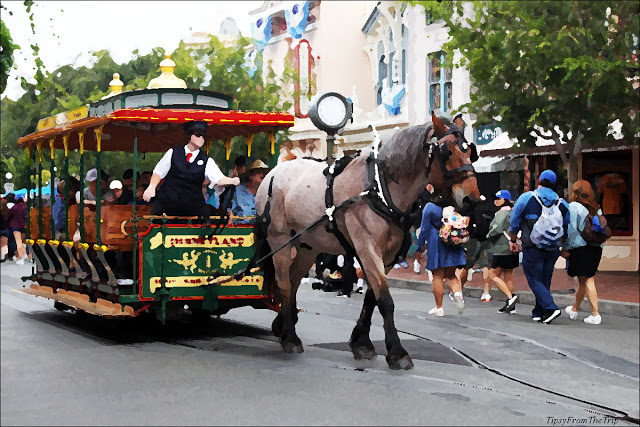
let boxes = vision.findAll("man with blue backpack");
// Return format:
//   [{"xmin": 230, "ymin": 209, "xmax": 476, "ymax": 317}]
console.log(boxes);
[{"xmin": 509, "ymin": 170, "xmax": 570, "ymax": 324}]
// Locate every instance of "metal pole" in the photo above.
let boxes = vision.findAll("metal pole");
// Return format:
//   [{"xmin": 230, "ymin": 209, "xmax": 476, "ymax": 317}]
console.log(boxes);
[
  {"xmin": 25, "ymin": 146, "xmax": 31, "ymax": 240},
  {"xmin": 49, "ymin": 138, "xmax": 56, "ymax": 239},
  {"xmin": 78, "ymin": 131, "xmax": 85, "ymax": 242},
  {"xmin": 326, "ymin": 133, "xmax": 335, "ymax": 166},
  {"xmin": 62, "ymin": 135, "xmax": 70, "ymax": 240},
  {"xmin": 36, "ymin": 142, "xmax": 43, "ymax": 237},
  {"xmin": 94, "ymin": 127, "xmax": 103, "ymax": 245},
  {"xmin": 132, "ymin": 128, "xmax": 139, "ymax": 288}
]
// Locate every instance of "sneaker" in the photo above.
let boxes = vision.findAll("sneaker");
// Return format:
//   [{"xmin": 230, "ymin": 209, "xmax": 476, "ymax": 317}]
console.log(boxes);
[
  {"xmin": 504, "ymin": 294, "xmax": 518, "ymax": 312},
  {"xmin": 541, "ymin": 309, "xmax": 561, "ymax": 324},
  {"xmin": 393, "ymin": 263, "xmax": 401, "ymax": 269},
  {"xmin": 481, "ymin": 293, "xmax": 492, "ymax": 302},
  {"xmin": 453, "ymin": 291, "xmax": 465, "ymax": 314},
  {"xmin": 467, "ymin": 270, "xmax": 474, "ymax": 282},
  {"xmin": 428, "ymin": 307, "xmax": 444, "ymax": 317},
  {"xmin": 16, "ymin": 258, "xmax": 25, "ymax": 265},
  {"xmin": 336, "ymin": 290, "xmax": 350, "ymax": 298},
  {"xmin": 413, "ymin": 259, "xmax": 421, "ymax": 274},
  {"xmin": 565, "ymin": 305, "xmax": 578, "ymax": 320},
  {"xmin": 426, "ymin": 270, "xmax": 433, "ymax": 282},
  {"xmin": 584, "ymin": 314, "xmax": 601, "ymax": 325},
  {"xmin": 448, "ymin": 292, "xmax": 455, "ymax": 302},
  {"xmin": 532, "ymin": 316, "xmax": 541, "ymax": 322},
  {"xmin": 400, "ymin": 260, "xmax": 409, "ymax": 268}
]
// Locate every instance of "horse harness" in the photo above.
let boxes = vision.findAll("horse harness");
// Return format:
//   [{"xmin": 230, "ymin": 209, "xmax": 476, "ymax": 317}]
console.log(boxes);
[{"xmin": 219, "ymin": 124, "xmax": 477, "ymax": 285}]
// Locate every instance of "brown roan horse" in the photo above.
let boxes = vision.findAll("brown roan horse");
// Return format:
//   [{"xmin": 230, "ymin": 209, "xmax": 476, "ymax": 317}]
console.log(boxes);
[{"xmin": 254, "ymin": 112, "xmax": 480, "ymax": 370}]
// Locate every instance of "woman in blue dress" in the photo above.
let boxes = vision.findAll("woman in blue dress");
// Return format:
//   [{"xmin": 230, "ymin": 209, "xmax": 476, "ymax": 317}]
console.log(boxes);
[{"xmin": 415, "ymin": 200, "xmax": 466, "ymax": 316}]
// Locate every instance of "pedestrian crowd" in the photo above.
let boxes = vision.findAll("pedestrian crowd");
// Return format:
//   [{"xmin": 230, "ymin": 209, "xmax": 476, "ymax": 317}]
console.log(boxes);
[{"xmin": 401, "ymin": 169, "xmax": 610, "ymax": 325}]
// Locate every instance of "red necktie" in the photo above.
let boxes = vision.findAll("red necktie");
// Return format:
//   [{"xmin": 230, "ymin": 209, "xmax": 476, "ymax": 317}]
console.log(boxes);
[{"xmin": 186, "ymin": 153, "xmax": 193, "ymax": 162}]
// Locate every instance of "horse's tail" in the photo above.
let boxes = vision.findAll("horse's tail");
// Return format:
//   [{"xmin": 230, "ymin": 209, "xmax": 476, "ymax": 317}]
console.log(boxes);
[{"xmin": 253, "ymin": 176, "xmax": 276, "ymax": 294}]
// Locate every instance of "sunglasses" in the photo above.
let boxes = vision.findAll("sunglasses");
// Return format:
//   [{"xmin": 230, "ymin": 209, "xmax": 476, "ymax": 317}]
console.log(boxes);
[{"xmin": 192, "ymin": 132, "xmax": 205, "ymax": 138}]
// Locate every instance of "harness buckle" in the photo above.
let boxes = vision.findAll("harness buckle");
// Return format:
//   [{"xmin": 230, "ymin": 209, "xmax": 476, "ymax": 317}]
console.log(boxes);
[{"xmin": 325, "ymin": 205, "xmax": 336, "ymax": 221}]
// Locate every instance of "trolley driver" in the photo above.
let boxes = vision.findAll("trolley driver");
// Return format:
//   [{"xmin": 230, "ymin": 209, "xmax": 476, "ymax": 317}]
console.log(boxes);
[{"xmin": 143, "ymin": 120, "xmax": 240, "ymax": 216}]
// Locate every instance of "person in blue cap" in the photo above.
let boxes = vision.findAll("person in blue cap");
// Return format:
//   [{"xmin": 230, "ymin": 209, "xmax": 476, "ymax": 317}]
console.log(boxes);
[
  {"xmin": 486, "ymin": 189, "xmax": 519, "ymax": 314},
  {"xmin": 509, "ymin": 170, "xmax": 569, "ymax": 324},
  {"xmin": 143, "ymin": 120, "xmax": 240, "ymax": 216}
]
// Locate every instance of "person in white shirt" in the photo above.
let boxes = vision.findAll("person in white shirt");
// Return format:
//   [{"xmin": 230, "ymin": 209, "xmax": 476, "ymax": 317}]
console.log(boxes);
[{"xmin": 143, "ymin": 121, "xmax": 239, "ymax": 216}]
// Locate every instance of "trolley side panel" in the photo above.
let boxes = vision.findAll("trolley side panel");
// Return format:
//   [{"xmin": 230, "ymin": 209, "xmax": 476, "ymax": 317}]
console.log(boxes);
[{"xmin": 139, "ymin": 224, "xmax": 264, "ymax": 301}]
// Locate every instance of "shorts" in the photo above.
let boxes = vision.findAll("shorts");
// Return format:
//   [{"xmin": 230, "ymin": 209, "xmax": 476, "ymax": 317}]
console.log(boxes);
[
  {"xmin": 463, "ymin": 239, "xmax": 492, "ymax": 270},
  {"xmin": 490, "ymin": 254, "xmax": 520, "ymax": 270},
  {"xmin": 567, "ymin": 245, "xmax": 602, "ymax": 278}
]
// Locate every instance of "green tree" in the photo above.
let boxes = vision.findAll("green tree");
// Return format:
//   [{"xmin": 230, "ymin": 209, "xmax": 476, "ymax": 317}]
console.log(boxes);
[
  {"xmin": 415, "ymin": 1, "xmax": 639, "ymax": 187},
  {"xmin": 0, "ymin": 16, "xmax": 20, "ymax": 95}
]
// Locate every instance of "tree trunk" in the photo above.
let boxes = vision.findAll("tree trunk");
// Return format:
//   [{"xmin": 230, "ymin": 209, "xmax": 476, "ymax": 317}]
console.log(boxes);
[{"xmin": 567, "ymin": 154, "xmax": 579, "ymax": 193}]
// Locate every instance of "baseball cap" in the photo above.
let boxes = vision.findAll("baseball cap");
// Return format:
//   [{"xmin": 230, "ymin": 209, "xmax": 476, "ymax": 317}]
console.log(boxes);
[
  {"xmin": 85, "ymin": 168, "xmax": 98, "ymax": 182},
  {"xmin": 539, "ymin": 170, "xmax": 557, "ymax": 184},
  {"xmin": 109, "ymin": 180, "xmax": 123, "ymax": 190},
  {"xmin": 495, "ymin": 189, "xmax": 512, "ymax": 201}
]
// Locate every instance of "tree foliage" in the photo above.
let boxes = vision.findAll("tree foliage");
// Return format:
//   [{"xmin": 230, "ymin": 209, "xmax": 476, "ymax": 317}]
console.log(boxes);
[
  {"xmin": 414, "ymin": 0, "xmax": 639, "ymax": 185},
  {"xmin": 1, "ymin": 34, "xmax": 293, "ymax": 190},
  {"xmin": 0, "ymin": 16, "xmax": 20, "ymax": 95}
]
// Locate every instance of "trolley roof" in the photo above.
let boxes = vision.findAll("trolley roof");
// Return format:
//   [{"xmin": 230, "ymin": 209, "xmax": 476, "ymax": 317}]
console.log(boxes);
[{"xmin": 17, "ymin": 88, "xmax": 294, "ymax": 153}]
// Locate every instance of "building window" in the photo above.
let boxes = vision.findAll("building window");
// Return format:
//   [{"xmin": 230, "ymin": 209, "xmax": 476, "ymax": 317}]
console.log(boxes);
[
  {"xmin": 401, "ymin": 24, "xmax": 408, "ymax": 85},
  {"xmin": 307, "ymin": 1, "xmax": 320, "ymax": 25},
  {"xmin": 428, "ymin": 51, "xmax": 452, "ymax": 113},
  {"xmin": 271, "ymin": 11, "xmax": 287, "ymax": 37},
  {"xmin": 294, "ymin": 39, "xmax": 315, "ymax": 118},
  {"xmin": 376, "ymin": 41, "xmax": 386, "ymax": 106}
]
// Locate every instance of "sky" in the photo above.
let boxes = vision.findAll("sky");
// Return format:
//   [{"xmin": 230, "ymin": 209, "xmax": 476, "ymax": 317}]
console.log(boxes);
[{"xmin": 1, "ymin": 0, "xmax": 264, "ymax": 100}]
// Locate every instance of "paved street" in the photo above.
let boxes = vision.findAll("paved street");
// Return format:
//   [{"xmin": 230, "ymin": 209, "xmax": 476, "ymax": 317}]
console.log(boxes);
[{"xmin": 2, "ymin": 261, "xmax": 639, "ymax": 426}]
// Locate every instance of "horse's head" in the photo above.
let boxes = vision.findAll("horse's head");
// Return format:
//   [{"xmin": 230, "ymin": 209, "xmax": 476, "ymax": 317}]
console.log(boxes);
[{"xmin": 425, "ymin": 112, "xmax": 481, "ymax": 214}]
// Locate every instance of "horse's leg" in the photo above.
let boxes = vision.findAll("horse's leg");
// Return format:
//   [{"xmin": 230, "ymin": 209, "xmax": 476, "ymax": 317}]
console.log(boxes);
[
  {"xmin": 355, "ymin": 247, "xmax": 413, "ymax": 370},
  {"xmin": 349, "ymin": 286, "xmax": 378, "ymax": 360},
  {"xmin": 272, "ymin": 246, "xmax": 316, "ymax": 337},
  {"xmin": 271, "ymin": 246, "xmax": 303, "ymax": 353},
  {"xmin": 289, "ymin": 247, "xmax": 317, "ymax": 324}
]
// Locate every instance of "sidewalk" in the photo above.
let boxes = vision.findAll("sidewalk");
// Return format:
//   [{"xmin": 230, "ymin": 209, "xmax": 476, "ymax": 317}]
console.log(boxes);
[{"xmin": 387, "ymin": 257, "xmax": 640, "ymax": 318}]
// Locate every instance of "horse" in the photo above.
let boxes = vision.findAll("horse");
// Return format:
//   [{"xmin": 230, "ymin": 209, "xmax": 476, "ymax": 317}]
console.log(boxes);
[{"xmin": 254, "ymin": 112, "xmax": 480, "ymax": 370}]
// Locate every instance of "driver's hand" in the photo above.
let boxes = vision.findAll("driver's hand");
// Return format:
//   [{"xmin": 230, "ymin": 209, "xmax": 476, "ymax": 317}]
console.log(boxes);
[
  {"xmin": 231, "ymin": 177, "xmax": 240, "ymax": 186},
  {"xmin": 143, "ymin": 186, "xmax": 155, "ymax": 202}
]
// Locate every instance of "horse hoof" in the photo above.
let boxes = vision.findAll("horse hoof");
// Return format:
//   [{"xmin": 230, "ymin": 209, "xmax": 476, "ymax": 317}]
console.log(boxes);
[
  {"xmin": 352, "ymin": 347, "xmax": 377, "ymax": 360},
  {"xmin": 282, "ymin": 342, "xmax": 304, "ymax": 354},
  {"xmin": 387, "ymin": 354, "xmax": 414, "ymax": 370}
]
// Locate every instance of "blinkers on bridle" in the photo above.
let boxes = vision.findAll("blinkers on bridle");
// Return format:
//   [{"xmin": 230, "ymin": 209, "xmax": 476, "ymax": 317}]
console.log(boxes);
[{"xmin": 424, "ymin": 125, "xmax": 478, "ymax": 183}]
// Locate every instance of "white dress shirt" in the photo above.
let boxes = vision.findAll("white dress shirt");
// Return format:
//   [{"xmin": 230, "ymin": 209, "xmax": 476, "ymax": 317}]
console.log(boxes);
[{"xmin": 153, "ymin": 145, "xmax": 225, "ymax": 186}]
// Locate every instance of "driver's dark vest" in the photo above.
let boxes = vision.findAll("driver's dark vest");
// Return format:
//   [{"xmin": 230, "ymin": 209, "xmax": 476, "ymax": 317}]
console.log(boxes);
[{"xmin": 155, "ymin": 146, "xmax": 207, "ymax": 213}]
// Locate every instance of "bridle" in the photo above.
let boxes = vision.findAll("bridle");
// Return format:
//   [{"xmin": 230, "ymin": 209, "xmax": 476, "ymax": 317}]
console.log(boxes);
[{"xmin": 424, "ymin": 125, "xmax": 478, "ymax": 184}]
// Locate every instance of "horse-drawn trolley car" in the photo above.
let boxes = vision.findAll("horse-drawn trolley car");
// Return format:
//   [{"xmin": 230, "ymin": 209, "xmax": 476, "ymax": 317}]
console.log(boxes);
[{"xmin": 16, "ymin": 85, "xmax": 294, "ymax": 323}]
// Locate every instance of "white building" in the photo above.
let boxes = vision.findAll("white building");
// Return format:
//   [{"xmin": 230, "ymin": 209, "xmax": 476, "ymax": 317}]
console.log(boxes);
[{"xmin": 246, "ymin": 1, "xmax": 484, "ymax": 161}]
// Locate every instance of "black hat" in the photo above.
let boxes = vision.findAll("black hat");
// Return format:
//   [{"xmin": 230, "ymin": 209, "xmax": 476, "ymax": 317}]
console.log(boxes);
[
  {"xmin": 234, "ymin": 155, "xmax": 247, "ymax": 168},
  {"xmin": 123, "ymin": 168, "xmax": 134, "ymax": 180},
  {"xmin": 183, "ymin": 120, "xmax": 208, "ymax": 136}
]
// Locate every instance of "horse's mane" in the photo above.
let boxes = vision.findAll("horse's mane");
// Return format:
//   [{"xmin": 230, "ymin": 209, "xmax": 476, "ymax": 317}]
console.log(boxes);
[{"xmin": 377, "ymin": 118, "xmax": 451, "ymax": 178}]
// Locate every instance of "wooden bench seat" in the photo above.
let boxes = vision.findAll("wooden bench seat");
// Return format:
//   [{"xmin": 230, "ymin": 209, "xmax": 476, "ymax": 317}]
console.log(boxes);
[{"xmin": 31, "ymin": 205, "xmax": 152, "ymax": 251}]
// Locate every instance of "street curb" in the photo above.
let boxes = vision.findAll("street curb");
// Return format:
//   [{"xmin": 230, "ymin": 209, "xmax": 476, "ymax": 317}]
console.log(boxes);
[{"xmin": 387, "ymin": 276, "xmax": 640, "ymax": 319}]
